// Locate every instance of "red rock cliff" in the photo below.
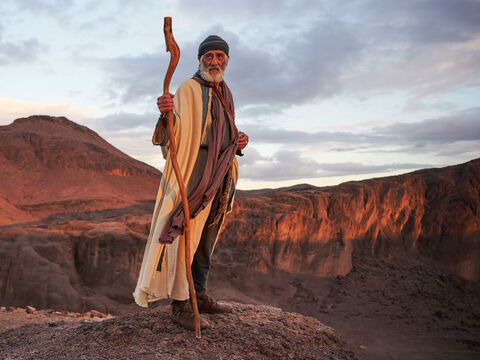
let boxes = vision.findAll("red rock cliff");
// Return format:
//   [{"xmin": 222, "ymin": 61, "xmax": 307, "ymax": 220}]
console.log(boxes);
[{"xmin": 222, "ymin": 159, "xmax": 480, "ymax": 281}]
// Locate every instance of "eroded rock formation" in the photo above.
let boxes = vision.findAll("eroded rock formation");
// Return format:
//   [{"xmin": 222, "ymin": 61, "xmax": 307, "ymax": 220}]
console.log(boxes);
[
  {"xmin": 0, "ymin": 115, "xmax": 478, "ymax": 318},
  {"xmin": 222, "ymin": 159, "xmax": 480, "ymax": 281}
]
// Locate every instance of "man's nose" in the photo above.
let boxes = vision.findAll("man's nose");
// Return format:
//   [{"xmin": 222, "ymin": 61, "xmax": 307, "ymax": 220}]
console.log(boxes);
[{"xmin": 210, "ymin": 56, "xmax": 220, "ymax": 65}]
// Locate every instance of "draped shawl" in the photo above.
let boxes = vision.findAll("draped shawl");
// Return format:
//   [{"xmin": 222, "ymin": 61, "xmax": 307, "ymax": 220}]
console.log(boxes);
[{"xmin": 159, "ymin": 74, "xmax": 239, "ymax": 244}]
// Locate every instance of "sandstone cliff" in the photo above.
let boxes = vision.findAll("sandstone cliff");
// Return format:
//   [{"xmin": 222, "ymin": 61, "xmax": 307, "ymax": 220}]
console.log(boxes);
[{"xmin": 222, "ymin": 159, "xmax": 480, "ymax": 281}]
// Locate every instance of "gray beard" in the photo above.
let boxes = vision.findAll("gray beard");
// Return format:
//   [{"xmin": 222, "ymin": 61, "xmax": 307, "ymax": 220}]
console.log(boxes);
[
  {"xmin": 199, "ymin": 66, "xmax": 224, "ymax": 83},
  {"xmin": 198, "ymin": 56, "xmax": 227, "ymax": 83}
]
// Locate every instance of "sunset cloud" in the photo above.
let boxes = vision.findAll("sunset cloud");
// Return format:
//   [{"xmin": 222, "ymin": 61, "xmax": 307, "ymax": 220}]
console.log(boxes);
[
  {"xmin": 238, "ymin": 147, "xmax": 430, "ymax": 181},
  {"xmin": 0, "ymin": 97, "xmax": 98, "ymax": 126}
]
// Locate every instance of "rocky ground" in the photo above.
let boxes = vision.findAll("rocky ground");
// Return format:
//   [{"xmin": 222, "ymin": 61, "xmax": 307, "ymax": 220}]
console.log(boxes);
[
  {"xmin": 2, "ymin": 250, "xmax": 477, "ymax": 360},
  {"xmin": 0, "ymin": 306, "xmax": 112, "ymax": 332},
  {"xmin": 0, "ymin": 303, "xmax": 356, "ymax": 360},
  {"xmin": 314, "ymin": 254, "xmax": 480, "ymax": 360},
  {"xmin": 208, "ymin": 251, "xmax": 480, "ymax": 360}
]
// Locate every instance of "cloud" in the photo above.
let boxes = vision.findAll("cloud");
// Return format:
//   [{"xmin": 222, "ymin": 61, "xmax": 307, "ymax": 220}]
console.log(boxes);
[
  {"xmin": 103, "ymin": 19, "xmax": 361, "ymax": 109},
  {"xmin": 226, "ymin": 20, "xmax": 361, "ymax": 107},
  {"xmin": 359, "ymin": 0, "xmax": 480, "ymax": 45},
  {"xmin": 338, "ymin": 0, "xmax": 480, "ymax": 100},
  {"xmin": 87, "ymin": 112, "xmax": 156, "ymax": 132},
  {"xmin": 177, "ymin": 0, "xmax": 323, "ymax": 20},
  {"xmin": 241, "ymin": 124, "xmax": 378, "ymax": 146},
  {"xmin": 236, "ymin": 104, "xmax": 285, "ymax": 118},
  {"xmin": 0, "ymin": 39, "xmax": 45, "ymax": 65},
  {"xmin": 238, "ymin": 148, "xmax": 429, "ymax": 181},
  {"xmin": 0, "ymin": 21, "xmax": 46, "ymax": 65},
  {"xmin": 102, "ymin": 38, "xmax": 201, "ymax": 103},
  {"xmin": 241, "ymin": 107, "xmax": 480, "ymax": 157},
  {"xmin": 102, "ymin": 0, "xmax": 480, "ymax": 114},
  {"xmin": 375, "ymin": 107, "xmax": 480, "ymax": 144},
  {"xmin": 0, "ymin": 97, "xmax": 98, "ymax": 126},
  {"xmin": 12, "ymin": 0, "xmax": 75, "ymax": 14}
]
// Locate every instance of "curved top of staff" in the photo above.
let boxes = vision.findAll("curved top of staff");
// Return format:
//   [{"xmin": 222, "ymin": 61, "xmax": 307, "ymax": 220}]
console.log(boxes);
[{"xmin": 163, "ymin": 17, "xmax": 180, "ymax": 96}]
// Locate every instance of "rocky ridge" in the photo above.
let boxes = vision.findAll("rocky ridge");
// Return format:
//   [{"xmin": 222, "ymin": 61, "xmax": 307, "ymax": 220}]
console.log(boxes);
[{"xmin": 0, "ymin": 303, "xmax": 356, "ymax": 360}]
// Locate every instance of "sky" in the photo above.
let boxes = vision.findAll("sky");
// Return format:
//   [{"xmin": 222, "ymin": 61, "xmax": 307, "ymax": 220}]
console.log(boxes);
[{"xmin": 1, "ymin": 0, "xmax": 479, "ymax": 190}]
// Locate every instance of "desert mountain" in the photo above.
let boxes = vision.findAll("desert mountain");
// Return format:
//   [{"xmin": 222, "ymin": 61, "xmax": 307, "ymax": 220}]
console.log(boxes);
[
  {"xmin": 0, "ymin": 115, "xmax": 160, "ymax": 225},
  {"xmin": 0, "ymin": 115, "xmax": 479, "ymax": 359}
]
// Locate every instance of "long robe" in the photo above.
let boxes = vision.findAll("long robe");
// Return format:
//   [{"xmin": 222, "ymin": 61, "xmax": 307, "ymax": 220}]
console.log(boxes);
[{"xmin": 133, "ymin": 78, "xmax": 238, "ymax": 306}]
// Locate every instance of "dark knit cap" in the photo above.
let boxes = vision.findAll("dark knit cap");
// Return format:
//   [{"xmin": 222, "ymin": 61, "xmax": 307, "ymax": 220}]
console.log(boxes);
[{"xmin": 198, "ymin": 35, "xmax": 229, "ymax": 57}]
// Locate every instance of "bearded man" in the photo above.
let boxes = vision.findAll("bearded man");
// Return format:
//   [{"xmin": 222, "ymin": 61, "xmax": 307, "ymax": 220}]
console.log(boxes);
[{"xmin": 133, "ymin": 35, "xmax": 248, "ymax": 330}]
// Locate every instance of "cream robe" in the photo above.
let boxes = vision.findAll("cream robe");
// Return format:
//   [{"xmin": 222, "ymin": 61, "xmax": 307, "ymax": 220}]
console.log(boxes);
[{"xmin": 133, "ymin": 78, "xmax": 238, "ymax": 306}]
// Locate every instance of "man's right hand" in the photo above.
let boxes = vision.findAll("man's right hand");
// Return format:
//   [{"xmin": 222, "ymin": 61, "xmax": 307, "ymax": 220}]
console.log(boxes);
[{"xmin": 157, "ymin": 93, "xmax": 174, "ymax": 113}]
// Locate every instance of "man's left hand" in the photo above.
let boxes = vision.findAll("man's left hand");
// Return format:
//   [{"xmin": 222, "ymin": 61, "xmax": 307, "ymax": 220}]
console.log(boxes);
[{"xmin": 238, "ymin": 132, "xmax": 249, "ymax": 151}]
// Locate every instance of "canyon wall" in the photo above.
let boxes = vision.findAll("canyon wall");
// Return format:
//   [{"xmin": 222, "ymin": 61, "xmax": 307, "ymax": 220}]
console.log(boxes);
[
  {"xmin": 223, "ymin": 159, "xmax": 479, "ymax": 281},
  {"xmin": 0, "ymin": 115, "xmax": 478, "ymax": 314}
]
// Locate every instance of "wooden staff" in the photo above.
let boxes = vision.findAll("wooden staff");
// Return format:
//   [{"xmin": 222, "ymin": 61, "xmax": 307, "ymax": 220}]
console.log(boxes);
[{"xmin": 163, "ymin": 16, "xmax": 201, "ymax": 339}]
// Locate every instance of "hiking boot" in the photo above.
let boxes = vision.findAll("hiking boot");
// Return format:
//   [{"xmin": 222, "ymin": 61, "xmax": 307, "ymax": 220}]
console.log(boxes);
[
  {"xmin": 195, "ymin": 291, "xmax": 233, "ymax": 314},
  {"xmin": 169, "ymin": 299, "xmax": 209, "ymax": 330}
]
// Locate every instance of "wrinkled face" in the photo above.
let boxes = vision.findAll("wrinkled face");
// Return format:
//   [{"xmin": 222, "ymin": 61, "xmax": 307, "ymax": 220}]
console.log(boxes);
[{"xmin": 198, "ymin": 50, "xmax": 228, "ymax": 83}]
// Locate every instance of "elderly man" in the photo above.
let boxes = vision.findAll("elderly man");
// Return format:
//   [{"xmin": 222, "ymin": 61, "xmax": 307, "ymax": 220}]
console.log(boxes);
[{"xmin": 133, "ymin": 35, "xmax": 248, "ymax": 330}]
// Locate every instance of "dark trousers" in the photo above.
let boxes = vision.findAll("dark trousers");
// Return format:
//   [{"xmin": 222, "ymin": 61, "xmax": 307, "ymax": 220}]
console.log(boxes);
[
  {"xmin": 191, "ymin": 178, "xmax": 234, "ymax": 292},
  {"xmin": 191, "ymin": 215, "xmax": 221, "ymax": 292}
]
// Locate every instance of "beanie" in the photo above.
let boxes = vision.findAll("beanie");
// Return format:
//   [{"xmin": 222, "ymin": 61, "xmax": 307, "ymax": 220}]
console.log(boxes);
[{"xmin": 198, "ymin": 35, "xmax": 229, "ymax": 57}]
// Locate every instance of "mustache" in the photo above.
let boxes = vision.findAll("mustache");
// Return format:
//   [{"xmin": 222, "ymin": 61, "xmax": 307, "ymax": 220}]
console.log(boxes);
[{"xmin": 198, "ymin": 54, "xmax": 228, "ymax": 83}]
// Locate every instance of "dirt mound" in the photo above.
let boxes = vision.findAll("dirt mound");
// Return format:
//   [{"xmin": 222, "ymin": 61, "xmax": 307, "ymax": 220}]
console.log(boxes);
[{"xmin": 0, "ymin": 303, "xmax": 357, "ymax": 360}]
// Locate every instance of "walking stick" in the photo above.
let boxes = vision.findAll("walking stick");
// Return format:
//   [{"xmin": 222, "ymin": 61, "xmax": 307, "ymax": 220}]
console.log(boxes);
[{"xmin": 163, "ymin": 16, "xmax": 201, "ymax": 338}]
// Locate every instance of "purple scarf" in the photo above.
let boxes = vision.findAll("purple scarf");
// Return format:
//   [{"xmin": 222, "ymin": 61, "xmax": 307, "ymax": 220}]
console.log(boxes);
[{"xmin": 159, "ymin": 76, "xmax": 239, "ymax": 244}]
